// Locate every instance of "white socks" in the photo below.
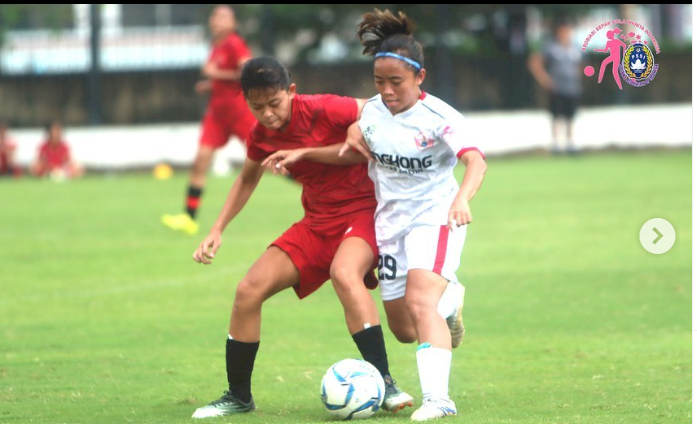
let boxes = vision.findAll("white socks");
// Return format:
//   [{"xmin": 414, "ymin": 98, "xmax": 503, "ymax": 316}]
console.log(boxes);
[
  {"xmin": 436, "ymin": 281, "xmax": 460, "ymax": 319},
  {"xmin": 416, "ymin": 343, "xmax": 452, "ymax": 401}
]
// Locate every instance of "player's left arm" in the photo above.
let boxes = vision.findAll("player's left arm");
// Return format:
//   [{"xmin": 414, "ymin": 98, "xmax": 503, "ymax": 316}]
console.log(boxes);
[{"xmin": 448, "ymin": 150, "xmax": 487, "ymax": 230}]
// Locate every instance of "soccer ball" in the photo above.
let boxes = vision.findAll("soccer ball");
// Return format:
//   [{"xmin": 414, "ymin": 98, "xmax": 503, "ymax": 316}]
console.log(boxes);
[{"xmin": 320, "ymin": 358, "xmax": 385, "ymax": 420}]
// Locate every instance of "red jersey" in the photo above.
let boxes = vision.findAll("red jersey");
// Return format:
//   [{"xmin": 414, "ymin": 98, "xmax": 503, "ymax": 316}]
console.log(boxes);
[
  {"xmin": 247, "ymin": 94, "xmax": 376, "ymax": 222},
  {"xmin": 38, "ymin": 140, "xmax": 70, "ymax": 170},
  {"xmin": 207, "ymin": 33, "xmax": 251, "ymax": 107}
]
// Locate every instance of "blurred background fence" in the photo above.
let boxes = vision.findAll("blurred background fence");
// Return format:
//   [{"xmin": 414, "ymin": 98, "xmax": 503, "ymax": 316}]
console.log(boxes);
[{"xmin": 0, "ymin": 4, "xmax": 691, "ymax": 168}]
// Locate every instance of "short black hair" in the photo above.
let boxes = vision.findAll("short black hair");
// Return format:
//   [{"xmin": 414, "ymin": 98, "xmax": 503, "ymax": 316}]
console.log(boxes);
[{"xmin": 241, "ymin": 57, "xmax": 291, "ymax": 97}]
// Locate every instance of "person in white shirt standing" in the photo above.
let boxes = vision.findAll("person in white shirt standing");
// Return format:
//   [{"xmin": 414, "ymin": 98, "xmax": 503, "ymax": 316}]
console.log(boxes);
[
  {"xmin": 263, "ymin": 9, "xmax": 487, "ymax": 421},
  {"xmin": 344, "ymin": 9, "xmax": 487, "ymax": 421}
]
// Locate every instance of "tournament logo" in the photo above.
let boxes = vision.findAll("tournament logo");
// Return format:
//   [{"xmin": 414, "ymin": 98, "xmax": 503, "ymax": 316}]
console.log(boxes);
[
  {"xmin": 582, "ymin": 19, "xmax": 659, "ymax": 89},
  {"xmin": 414, "ymin": 131, "xmax": 435, "ymax": 150},
  {"xmin": 621, "ymin": 43, "xmax": 656, "ymax": 87}
]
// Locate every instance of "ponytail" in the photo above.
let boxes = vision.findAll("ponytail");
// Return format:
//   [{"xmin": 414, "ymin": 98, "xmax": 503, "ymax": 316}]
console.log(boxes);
[{"xmin": 357, "ymin": 9, "xmax": 424, "ymax": 73}]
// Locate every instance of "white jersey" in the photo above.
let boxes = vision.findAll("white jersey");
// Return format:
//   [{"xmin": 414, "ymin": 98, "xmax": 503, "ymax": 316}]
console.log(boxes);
[{"xmin": 359, "ymin": 93, "xmax": 483, "ymax": 244}]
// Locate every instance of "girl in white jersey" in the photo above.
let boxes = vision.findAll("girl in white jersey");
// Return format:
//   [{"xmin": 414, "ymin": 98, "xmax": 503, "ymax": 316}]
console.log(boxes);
[
  {"xmin": 349, "ymin": 10, "xmax": 487, "ymax": 421},
  {"xmin": 263, "ymin": 9, "xmax": 487, "ymax": 421}
]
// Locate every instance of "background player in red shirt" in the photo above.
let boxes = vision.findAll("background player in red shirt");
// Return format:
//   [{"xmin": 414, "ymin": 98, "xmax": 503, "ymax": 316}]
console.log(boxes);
[
  {"xmin": 30, "ymin": 120, "xmax": 83, "ymax": 179},
  {"xmin": 189, "ymin": 57, "xmax": 413, "ymax": 418},
  {"xmin": 163, "ymin": 5, "xmax": 256, "ymax": 235}
]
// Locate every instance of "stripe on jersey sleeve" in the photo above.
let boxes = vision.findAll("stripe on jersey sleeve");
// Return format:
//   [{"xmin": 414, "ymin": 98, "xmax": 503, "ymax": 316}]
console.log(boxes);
[{"xmin": 456, "ymin": 147, "xmax": 486, "ymax": 160}]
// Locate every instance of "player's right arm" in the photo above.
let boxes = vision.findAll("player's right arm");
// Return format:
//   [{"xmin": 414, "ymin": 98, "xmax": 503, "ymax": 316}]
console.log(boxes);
[
  {"xmin": 194, "ymin": 79, "xmax": 212, "ymax": 94},
  {"xmin": 193, "ymin": 158, "xmax": 265, "ymax": 264},
  {"xmin": 261, "ymin": 141, "xmax": 367, "ymax": 176},
  {"xmin": 202, "ymin": 57, "xmax": 249, "ymax": 81}
]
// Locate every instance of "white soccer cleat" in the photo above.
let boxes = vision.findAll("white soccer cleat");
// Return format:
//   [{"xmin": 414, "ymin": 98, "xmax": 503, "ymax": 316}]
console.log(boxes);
[
  {"xmin": 445, "ymin": 282, "xmax": 465, "ymax": 348},
  {"xmin": 410, "ymin": 397, "xmax": 457, "ymax": 421},
  {"xmin": 382, "ymin": 376, "xmax": 414, "ymax": 413}
]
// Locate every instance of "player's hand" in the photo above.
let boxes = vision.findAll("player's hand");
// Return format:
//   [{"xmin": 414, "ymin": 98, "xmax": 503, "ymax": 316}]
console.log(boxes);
[
  {"xmin": 195, "ymin": 80, "xmax": 212, "ymax": 93},
  {"xmin": 193, "ymin": 231, "xmax": 222, "ymax": 265},
  {"xmin": 202, "ymin": 62, "xmax": 219, "ymax": 79},
  {"xmin": 339, "ymin": 123, "xmax": 372, "ymax": 162},
  {"xmin": 447, "ymin": 196, "xmax": 472, "ymax": 231},
  {"xmin": 261, "ymin": 149, "xmax": 305, "ymax": 176}
]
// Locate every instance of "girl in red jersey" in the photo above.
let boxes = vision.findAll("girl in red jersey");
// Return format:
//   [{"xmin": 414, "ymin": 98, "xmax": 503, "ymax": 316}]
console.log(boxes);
[
  {"xmin": 30, "ymin": 121, "xmax": 83, "ymax": 179},
  {"xmin": 162, "ymin": 5, "xmax": 257, "ymax": 235},
  {"xmin": 189, "ymin": 57, "xmax": 412, "ymax": 418}
]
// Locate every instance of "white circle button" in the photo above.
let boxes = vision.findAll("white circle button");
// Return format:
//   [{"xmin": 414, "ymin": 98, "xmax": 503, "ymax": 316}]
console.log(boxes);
[{"xmin": 639, "ymin": 218, "xmax": 675, "ymax": 255}]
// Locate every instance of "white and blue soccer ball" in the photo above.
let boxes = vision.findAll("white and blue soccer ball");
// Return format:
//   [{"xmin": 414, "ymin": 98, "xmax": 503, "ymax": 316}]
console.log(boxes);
[{"xmin": 320, "ymin": 358, "xmax": 385, "ymax": 420}]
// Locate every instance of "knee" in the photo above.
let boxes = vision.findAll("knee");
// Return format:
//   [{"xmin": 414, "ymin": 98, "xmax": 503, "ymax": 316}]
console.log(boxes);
[
  {"xmin": 330, "ymin": 264, "xmax": 360, "ymax": 292},
  {"xmin": 233, "ymin": 278, "xmax": 267, "ymax": 309},
  {"xmin": 404, "ymin": 293, "xmax": 430, "ymax": 321}
]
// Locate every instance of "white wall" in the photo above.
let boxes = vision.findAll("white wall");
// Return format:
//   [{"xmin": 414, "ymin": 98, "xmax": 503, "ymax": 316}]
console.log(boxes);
[
  {"xmin": 475, "ymin": 103, "xmax": 692, "ymax": 155},
  {"xmin": 10, "ymin": 103, "xmax": 692, "ymax": 169}
]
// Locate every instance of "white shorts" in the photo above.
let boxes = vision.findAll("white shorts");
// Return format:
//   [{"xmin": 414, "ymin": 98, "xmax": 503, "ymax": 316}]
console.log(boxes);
[{"xmin": 378, "ymin": 224, "xmax": 467, "ymax": 301}]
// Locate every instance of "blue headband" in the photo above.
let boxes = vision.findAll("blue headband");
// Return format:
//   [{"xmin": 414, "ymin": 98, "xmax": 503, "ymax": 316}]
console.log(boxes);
[{"xmin": 375, "ymin": 52, "xmax": 422, "ymax": 70}]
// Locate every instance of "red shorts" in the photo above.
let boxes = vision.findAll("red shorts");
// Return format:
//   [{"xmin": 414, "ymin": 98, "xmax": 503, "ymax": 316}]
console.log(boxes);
[
  {"xmin": 271, "ymin": 210, "xmax": 379, "ymax": 299},
  {"xmin": 199, "ymin": 101, "xmax": 256, "ymax": 149}
]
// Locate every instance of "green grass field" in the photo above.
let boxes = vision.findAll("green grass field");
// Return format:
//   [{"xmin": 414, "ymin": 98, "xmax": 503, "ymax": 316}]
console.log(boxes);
[{"xmin": 1, "ymin": 150, "xmax": 691, "ymax": 424}]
